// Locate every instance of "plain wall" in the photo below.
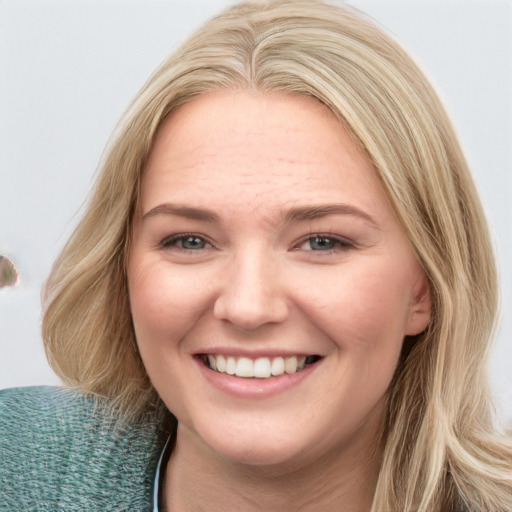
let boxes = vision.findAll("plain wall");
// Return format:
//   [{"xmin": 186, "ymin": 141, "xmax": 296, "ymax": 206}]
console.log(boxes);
[{"xmin": 1, "ymin": 0, "xmax": 511, "ymax": 425}]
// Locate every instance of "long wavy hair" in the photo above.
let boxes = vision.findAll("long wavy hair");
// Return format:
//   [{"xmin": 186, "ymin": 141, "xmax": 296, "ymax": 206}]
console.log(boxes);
[{"xmin": 42, "ymin": 1, "xmax": 512, "ymax": 510}]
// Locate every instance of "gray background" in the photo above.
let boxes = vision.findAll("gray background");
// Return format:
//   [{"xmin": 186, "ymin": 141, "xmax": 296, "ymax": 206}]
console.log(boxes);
[{"xmin": 1, "ymin": 0, "xmax": 511, "ymax": 426}]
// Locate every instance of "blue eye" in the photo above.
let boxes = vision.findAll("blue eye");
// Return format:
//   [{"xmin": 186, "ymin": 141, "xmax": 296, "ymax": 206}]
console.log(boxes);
[
  {"xmin": 161, "ymin": 234, "xmax": 211, "ymax": 250},
  {"xmin": 299, "ymin": 235, "xmax": 352, "ymax": 251},
  {"xmin": 308, "ymin": 236, "xmax": 337, "ymax": 250},
  {"xmin": 180, "ymin": 236, "xmax": 207, "ymax": 250}
]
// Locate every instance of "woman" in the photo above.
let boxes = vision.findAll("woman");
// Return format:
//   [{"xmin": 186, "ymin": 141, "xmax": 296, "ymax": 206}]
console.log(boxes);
[{"xmin": 1, "ymin": 1, "xmax": 511, "ymax": 511}]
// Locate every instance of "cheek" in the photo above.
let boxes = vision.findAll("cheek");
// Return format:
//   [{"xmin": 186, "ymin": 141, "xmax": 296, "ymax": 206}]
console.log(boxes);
[
  {"xmin": 127, "ymin": 260, "xmax": 212, "ymax": 343},
  {"xmin": 127, "ymin": 260, "xmax": 210, "ymax": 414},
  {"xmin": 291, "ymin": 261, "xmax": 414, "ymax": 349}
]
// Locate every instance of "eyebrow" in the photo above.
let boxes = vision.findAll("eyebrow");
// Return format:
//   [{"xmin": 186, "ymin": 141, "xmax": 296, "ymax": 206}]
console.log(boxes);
[
  {"xmin": 142, "ymin": 202, "xmax": 378, "ymax": 227},
  {"xmin": 142, "ymin": 204, "xmax": 220, "ymax": 222},
  {"xmin": 282, "ymin": 203, "xmax": 378, "ymax": 227}
]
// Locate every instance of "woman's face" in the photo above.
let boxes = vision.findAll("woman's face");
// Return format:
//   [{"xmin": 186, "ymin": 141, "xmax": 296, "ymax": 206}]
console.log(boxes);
[{"xmin": 127, "ymin": 91, "xmax": 430, "ymax": 469}]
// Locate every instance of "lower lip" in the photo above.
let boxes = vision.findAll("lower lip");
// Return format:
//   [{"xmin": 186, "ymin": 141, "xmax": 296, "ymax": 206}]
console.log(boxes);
[{"xmin": 195, "ymin": 357, "xmax": 321, "ymax": 399}]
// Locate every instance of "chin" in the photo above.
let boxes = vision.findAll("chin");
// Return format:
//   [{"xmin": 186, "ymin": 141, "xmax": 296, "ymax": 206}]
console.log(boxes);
[{"xmin": 188, "ymin": 415, "xmax": 317, "ymax": 468}]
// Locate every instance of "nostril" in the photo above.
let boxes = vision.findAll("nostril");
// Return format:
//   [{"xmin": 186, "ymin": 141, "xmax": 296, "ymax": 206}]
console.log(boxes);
[{"xmin": 0, "ymin": 255, "xmax": 19, "ymax": 288}]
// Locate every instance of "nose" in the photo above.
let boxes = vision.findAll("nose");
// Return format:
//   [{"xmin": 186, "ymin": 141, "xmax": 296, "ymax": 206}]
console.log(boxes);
[{"xmin": 213, "ymin": 252, "xmax": 289, "ymax": 331}]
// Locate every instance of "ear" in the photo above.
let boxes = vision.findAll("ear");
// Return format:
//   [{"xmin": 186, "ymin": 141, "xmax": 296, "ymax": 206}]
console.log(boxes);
[{"xmin": 404, "ymin": 272, "xmax": 431, "ymax": 336}]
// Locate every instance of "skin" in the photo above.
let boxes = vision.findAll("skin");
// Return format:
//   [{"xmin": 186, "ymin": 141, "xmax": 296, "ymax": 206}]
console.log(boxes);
[{"xmin": 127, "ymin": 90, "xmax": 431, "ymax": 511}]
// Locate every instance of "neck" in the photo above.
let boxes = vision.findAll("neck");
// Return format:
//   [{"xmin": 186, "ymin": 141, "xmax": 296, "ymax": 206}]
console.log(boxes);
[{"xmin": 162, "ymin": 424, "xmax": 382, "ymax": 512}]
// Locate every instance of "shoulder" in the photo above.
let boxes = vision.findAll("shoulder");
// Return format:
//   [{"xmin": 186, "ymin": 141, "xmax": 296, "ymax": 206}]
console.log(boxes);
[
  {"xmin": 0, "ymin": 386, "xmax": 167, "ymax": 511},
  {"xmin": 0, "ymin": 385, "xmax": 95, "ymax": 421}
]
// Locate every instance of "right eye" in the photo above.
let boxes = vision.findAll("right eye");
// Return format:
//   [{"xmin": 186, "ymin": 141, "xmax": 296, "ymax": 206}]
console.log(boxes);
[{"xmin": 160, "ymin": 234, "xmax": 213, "ymax": 251}]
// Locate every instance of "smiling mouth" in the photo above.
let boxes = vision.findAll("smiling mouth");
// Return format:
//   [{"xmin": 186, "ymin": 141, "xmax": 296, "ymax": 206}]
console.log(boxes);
[{"xmin": 199, "ymin": 354, "xmax": 322, "ymax": 379}]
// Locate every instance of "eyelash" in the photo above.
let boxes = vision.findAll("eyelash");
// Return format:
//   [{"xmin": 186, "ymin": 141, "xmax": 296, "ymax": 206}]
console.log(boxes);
[
  {"xmin": 294, "ymin": 233, "xmax": 354, "ymax": 253},
  {"xmin": 159, "ymin": 232, "xmax": 354, "ymax": 253},
  {"xmin": 160, "ymin": 233, "xmax": 214, "ymax": 251}
]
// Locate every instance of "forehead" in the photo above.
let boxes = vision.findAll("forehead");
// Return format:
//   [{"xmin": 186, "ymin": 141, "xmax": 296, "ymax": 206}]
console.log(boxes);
[{"xmin": 139, "ymin": 90, "xmax": 390, "ymax": 222}]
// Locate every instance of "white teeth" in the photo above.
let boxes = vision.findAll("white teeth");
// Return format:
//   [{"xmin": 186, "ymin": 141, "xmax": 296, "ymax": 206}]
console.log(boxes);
[
  {"xmin": 235, "ymin": 357, "xmax": 253, "ymax": 378},
  {"xmin": 271, "ymin": 357, "xmax": 285, "ymax": 376},
  {"xmin": 253, "ymin": 358, "xmax": 271, "ymax": 378},
  {"xmin": 204, "ymin": 354, "xmax": 315, "ymax": 378},
  {"xmin": 207, "ymin": 355, "xmax": 217, "ymax": 371},
  {"xmin": 284, "ymin": 356, "xmax": 298, "ymax": 374},
  {"xmin": 226, "ymin": 356, "xmax": 236, "ymax": 375},
  {"xmin": 216, "ymin": 355, "xmax": 226, "ymax": 372}
]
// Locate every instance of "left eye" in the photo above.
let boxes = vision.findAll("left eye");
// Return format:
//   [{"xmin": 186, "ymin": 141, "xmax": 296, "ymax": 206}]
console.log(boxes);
[
  {"xmin": 161, "ymin": 234, "xmax": 212, "ymax": 250},
  {"xmin": 299, "ymin": 235, "xmax": 352, "ymax": 251}
]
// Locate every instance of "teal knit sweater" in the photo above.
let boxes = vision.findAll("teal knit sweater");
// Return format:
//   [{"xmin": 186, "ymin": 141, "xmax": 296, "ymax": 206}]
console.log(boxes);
[{"xmin": 0, "ymin": 386, "xmax": 167, "ymax": 511}]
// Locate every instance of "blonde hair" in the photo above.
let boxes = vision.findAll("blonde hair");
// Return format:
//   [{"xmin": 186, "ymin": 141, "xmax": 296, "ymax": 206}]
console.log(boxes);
[{"xmin": 42, "ymin": 1, "xmax": 512, "ymax": 510}]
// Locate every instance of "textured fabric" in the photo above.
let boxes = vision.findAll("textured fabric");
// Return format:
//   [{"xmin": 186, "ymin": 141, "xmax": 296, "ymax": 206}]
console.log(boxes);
[{"xmin": 0, "ymin": 386, "xmax": 167, "ymax": 511}]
